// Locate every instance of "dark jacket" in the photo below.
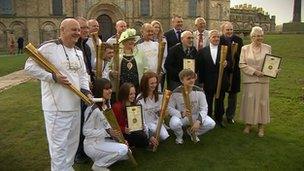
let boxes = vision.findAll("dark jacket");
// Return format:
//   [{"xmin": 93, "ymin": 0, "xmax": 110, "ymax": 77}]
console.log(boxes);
[
  {"xmin": 198, "ymin": 45, "xmax": 232, "ymax": 93},
  {"xmin": 164, "ymin": 29, "xmax": 183, "ymax": 52},
  {"xmin": 165, "ymin": 43, "xmax": 198, "ymax": 82},
  {"xmin": 219, "ymin": 34, "xmax": 243, "ymax": 93},
  {"xmin": 76, "ymin": 38, "xmax": 93, "ymax": 79}
]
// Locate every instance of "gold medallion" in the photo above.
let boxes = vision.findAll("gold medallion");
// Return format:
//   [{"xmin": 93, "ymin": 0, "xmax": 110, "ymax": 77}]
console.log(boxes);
[{"xmin": 127, "ymin": 62, "xmax": 133, "ymax": 70}]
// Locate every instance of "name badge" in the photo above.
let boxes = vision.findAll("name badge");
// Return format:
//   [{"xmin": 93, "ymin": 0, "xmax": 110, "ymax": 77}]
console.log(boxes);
[{"xmin": 183, "ymin": 59, "xmax": 195, "ymax": 72}]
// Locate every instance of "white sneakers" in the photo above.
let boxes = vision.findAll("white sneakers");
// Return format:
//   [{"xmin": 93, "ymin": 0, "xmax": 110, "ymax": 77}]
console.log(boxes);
[
  {"xmin": 187, "ymin": 129, "xmax": 200, "ymax": 143},
  {"xmin": 91, "ymin": 164, "xmax": 110, "ymax": 171},
  {"xmin": 175, "ymin": 137, "xmax": 184, "ymax": 144}
]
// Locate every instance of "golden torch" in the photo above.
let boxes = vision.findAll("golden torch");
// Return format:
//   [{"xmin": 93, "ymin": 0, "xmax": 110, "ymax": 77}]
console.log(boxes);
[
  {"xmin": 153, "ymin": 89, "xmax": 172, "ymax": 152},
  {"xmin": 215, "ymin": 45, "xmax": 228, "ymax": 99},
  {"xmin": 24, "ymin": 43, "xmax": 93, "ymax": 105},
  {"xmin": 96, "ymin": 43, "xmax": 105, "ymax": 79},
  {"xmin": 113, "ymin": 43, "xmax": 120, "ymax": 99},
  {"xmin": 103, "ymin": 108, "xmax": 138, "ymax": 166},
  {"xmin": 156, "ymin": 41, "xmax": 166, "ymax": 75},
  {"xmin": 228, "ymin": 42, "xmax": 238, "ymax": 91},
  {"xmin": 91, "ymin": 31, "xmax": 99, "ymax": 58},
  {"xmin": 182, "ymin": 85, "xmax": 198, "ymax": 143}
]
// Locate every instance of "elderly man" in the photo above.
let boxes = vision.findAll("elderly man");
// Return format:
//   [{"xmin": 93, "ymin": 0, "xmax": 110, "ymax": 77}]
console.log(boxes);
[
  {"xmin": 74, "ymin": 17, "xmax": 93, "ymax": 164},
  {"xmin": 87, "ymin": 19, "xmax": 102, "ymax": 71},
  {"xmin": 193, "ymin": 17, "xmax": 209, "ymax": 51},
  {"xmin": 106, "ymin": 20, "xmax": 127, "ymax": 44},
  {"xmin": 220, "ymin": 21, "xmax": 243, "ymax": 124},
  {"xmin": 164, "ymin": 15, "xmax": 184, "ymax": 51},
  {"xmin": 164, "ymin": 31, "xmax": 199, "ymax": 91},
  {"xmin": 198, "ymin": 30, "xmax": 231, "ymax": 128},
  {"xmin": 136, "ymin": 23, "xmax": 160, "ymax": 74},
  {"xmin": 24, "ymin": 18, "xmax": 91, "ymax": 171}
]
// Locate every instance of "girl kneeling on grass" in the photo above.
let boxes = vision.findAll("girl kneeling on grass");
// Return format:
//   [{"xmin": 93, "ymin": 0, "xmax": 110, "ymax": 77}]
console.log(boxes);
[
  {"xmin": 137, "ymin": 71, "xmax": 169, "ymax": 143},
  {"xmin": 112, "ymin": 82, "xmax": 158, "ymax": 149},
  {"xmin": 83, "ymin": 78, "xmax": 128, "ymax": 171}
]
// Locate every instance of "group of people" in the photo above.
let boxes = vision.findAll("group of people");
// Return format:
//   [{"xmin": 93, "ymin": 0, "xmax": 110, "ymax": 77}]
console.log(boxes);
[
  {"xmin": 8, "ymin": 33, "xmax": 24, "ymax": 55},
  {"xmin": 24, "ymin": 14, "xmax": 277, "ymax": 171}
]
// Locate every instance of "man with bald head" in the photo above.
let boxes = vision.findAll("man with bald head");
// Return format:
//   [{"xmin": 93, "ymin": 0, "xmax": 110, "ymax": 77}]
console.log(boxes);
[
  {"xmin": 136, "ymin": 23, "xmax": 161, "ymax": 74},
  {"xmin": 25, "ymin": 18, "xmax": 91, "ymax": 171},
  {"xmin": 106, "ymin": 20, "xmax": 127, "ymax": 44},
  {"xmin": 198, "ymin": 30, "xmax": 231, "ymax": 128},
  {"xmin": 164, "ymin": 30, "xmax": 199, "ymax": 90},
  {"xmin": 219, "ymin": 21, "xmax": 243, "ymax": 124},
  {"xmin": 193, "ymin": 17, "xmax": 209, "ymax": 51}
]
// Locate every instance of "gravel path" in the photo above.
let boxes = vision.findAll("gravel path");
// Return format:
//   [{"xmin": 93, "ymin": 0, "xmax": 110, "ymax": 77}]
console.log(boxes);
[{"xmin": 0, "ymin": 70, "xmax": 33, "ymax": 93}]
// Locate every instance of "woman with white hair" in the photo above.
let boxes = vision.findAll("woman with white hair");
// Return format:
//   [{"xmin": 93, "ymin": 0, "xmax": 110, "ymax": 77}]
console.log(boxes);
[{"xmin": 239, "ymin": 26, "xmax": 277, "ymax": 137}]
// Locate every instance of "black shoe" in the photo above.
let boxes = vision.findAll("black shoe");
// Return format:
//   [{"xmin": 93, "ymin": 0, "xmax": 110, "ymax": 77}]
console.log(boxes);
[
  {"xmin": 216, "ymin": 122, "xmax": 226, "ymax": 128},
  {"xmin": 227, "ymin": 119, "xmax": 235, "ymax": 124},
  {"xmin": 74, "ymin": 154, "xmax": 90, "ymax": 164}
]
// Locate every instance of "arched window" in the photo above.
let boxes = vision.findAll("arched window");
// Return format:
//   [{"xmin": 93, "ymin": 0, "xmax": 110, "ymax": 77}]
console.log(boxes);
[
  {"xmin": 140, "ymin": 0, "xmax": 150, "ymax": 16},
  {"xmin": 189, "ymin": 0, "xmax": 197, "ymax": 17},
  {"xmin": 52, "ymin": 0, "xmax": 63, "ymax": 15},
  {"xmin": 0, "ymin": 0, "xmax": 13, "ymax": 15},
  {"xmin": 97, "ymin": 14, "xmax": 114, "ymax": 42},
  {"xmin": 0, "ymin": 22, "xmax": 7, "ymax": 51},
  {"xmin": 41, "ymin": 22, "xmax": 58, "ymax": 42}
]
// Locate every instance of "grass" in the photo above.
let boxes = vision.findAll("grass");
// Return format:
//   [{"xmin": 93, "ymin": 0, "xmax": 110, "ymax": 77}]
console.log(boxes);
[
  {"xmin": 0, "ymin": 53, "xmax": 28, "ymax": 77},
  {"xmin": 0, "ymin": 34, "xmax": 304, "ymax": 170}
]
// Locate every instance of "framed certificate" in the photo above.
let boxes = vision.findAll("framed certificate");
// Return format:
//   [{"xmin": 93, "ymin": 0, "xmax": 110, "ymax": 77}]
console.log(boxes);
[
  {"xmin": 183, "ymin": 58, "xmax": 195, "ymax": 72},
  {"xmin": 126, "ymin": 105, "xmax": 143, "ymax": 132},
  {"xmin": 261, "ymin": 54, "xmax": 282, "ymax": 78}
]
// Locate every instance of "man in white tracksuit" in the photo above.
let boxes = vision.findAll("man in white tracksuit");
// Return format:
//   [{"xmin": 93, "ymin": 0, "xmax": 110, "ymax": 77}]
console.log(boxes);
[
  {"xmin": 24, "ymin": 18, "xmax": 91, "ymax": 171},
  {"xmin": 168, "ymin": 69, "xmax": 215, "ymax": 144}
]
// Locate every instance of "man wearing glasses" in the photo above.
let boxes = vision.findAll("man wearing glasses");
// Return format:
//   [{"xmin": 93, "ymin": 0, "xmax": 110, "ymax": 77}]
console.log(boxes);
[
  {"xmin": 25, "ymin": 18, "xmax": 91, "ymax": 171},
  {"xmin": 164, "ymin": 31, "xmax": 199, "ymax": 90}
]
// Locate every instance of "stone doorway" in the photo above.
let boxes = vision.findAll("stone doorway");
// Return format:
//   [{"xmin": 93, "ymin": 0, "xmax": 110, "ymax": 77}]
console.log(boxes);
[{"xmin": 97, "ymin": 14, "xmax": 115, "ymax": 42}]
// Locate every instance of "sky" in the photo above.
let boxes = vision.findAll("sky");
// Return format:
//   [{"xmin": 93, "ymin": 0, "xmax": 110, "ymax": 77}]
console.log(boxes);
[{"xmin": 230, "ymin": 0, "xmax": 304, "ymax": 25}]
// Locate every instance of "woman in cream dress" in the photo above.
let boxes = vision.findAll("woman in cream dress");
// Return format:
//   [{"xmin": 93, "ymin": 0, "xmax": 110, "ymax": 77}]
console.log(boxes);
[{"xmin": 239, "ymin": 26, "xmax": 277, "ymax": 137}]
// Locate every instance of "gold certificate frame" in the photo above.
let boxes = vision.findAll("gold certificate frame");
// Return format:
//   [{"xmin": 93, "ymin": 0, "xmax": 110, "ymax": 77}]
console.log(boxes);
[
  {"xmin": 183, "ymin": 58, "xmax": 195, "ymax": 72},
  {"xmin": 126, "ymin": 105, "xmax": 143, "ymax": 132},
  {"xmin": 261, "ymin": 54, "xmax": 282, "ymax": 78}
]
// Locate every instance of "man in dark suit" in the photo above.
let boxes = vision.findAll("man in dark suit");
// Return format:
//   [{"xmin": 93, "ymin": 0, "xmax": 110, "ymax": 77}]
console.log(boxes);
[
  {"xmin": 219, "ymin": 22, "xmax": 243, "ymax": 124},
  {"xmin": 198, "ymin": 30, "xmax": 231, "ymax": 128},
  {"xmin": 75, "ymin": 17, "xmax": 93, "ymax": 163},
  {"xmin": 164, "ymin": 15, "xmax": 184, "ymax": 51},
  {"xmin": 165, "ymin": 31, "xmax": 198, "ymax": 91}
]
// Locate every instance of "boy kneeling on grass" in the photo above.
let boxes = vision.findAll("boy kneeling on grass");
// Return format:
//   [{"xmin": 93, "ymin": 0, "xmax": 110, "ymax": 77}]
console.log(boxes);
[{"xmin": 168, "ymin": 69, "xmax": 216, "ymax": 144}]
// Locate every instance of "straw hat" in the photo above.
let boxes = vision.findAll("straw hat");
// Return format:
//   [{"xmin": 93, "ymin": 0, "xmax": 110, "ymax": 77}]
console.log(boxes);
[{"xmin": 118, "ymin": 28, "xmax": 140, "ymax": 44}]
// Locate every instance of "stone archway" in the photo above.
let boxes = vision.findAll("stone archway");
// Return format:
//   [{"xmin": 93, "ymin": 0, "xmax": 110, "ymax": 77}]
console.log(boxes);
[
  {"xmin": 87, "ymin": 3, "xmax": 125, "ymax": 41},
  {"xmin": 40, "ymin": 21, "xmax": 58, "ymax": 42},
  {"xmin": 97, "ymin": 14, "xmax": 114, "ymax": 42},
  {"xmin": 0, "ymin": 22, "xmax": 7, "ymax": 51}
]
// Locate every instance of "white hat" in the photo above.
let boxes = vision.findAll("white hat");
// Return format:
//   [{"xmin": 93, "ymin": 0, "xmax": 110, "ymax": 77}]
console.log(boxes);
[{"xmin": 118, "ymin": 28, "xmax": 140, "ymax": 44}]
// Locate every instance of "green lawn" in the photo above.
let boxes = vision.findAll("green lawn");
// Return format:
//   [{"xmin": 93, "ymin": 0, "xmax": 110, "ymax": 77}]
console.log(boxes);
[
  {"xmin": 0, "ymin": 34, "xmax": 303, "ymax": 170},
  {"xmin": 0, "ymin": 54, "xmax": 28, "ymax": 77}
]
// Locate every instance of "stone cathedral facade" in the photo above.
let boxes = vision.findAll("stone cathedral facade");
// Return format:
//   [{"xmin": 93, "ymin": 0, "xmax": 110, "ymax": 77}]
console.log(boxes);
[{"xmin": 0, "ymin": 0, "xmax": 231, "ymax": 51}]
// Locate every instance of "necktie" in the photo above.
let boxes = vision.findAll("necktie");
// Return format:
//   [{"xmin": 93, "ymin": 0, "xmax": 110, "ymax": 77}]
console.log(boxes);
[
  {"xmin": 198, "ymin": 33, "xmax": 203, "ymax": 50},
  {"xmin": 177, "ymin": 31, "xmax": 181, "ymax": 42},
  {"xmin": 185, "ymin": 48, "xmax": 189, "ymax": 57}
]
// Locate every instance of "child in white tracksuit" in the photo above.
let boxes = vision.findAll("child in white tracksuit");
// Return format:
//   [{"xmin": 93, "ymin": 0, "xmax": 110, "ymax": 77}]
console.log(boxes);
[
  {"xmin": 83, "ymin": 78, "xmax": 128, "ymax": 171},
  {"xmin": 137, "ymin": 71, "xmax": 169, "ymax": 141},
  {"xmin": 168, "ymin": 69, "xmax": 215, "ymax": 144}
]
